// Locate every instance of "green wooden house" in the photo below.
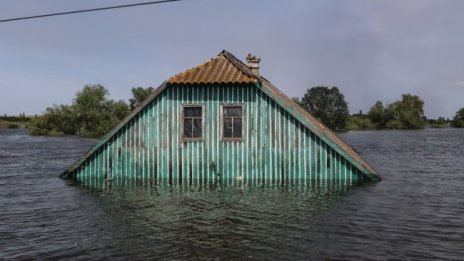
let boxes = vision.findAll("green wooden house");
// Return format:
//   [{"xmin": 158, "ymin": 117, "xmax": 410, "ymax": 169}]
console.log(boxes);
[{"xmin": 61, "ymin": 50, "xmax": 380, "ymax": 185}]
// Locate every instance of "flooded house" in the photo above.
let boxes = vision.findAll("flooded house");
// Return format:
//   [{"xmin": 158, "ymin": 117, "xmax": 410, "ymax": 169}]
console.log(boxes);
[{"xmin": 61, "ymin": 50, "xmax": 380, "ymax": 185}]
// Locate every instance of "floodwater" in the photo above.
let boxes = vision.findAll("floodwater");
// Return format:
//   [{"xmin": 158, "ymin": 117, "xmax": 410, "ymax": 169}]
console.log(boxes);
[{"xmin": 1, "ymin": 128, "xmax": 463, "ymax": 260}]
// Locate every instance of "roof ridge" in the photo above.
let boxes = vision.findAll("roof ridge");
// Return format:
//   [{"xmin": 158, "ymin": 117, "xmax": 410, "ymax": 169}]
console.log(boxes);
[{"xmin": 219, "ymin": 50, "xmax": 258, "ymax": 79}]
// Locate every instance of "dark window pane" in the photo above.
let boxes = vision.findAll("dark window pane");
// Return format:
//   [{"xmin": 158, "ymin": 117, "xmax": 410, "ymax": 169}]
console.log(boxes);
[
  {"xmin": 184, "ymin": 118, "xmax": 192, "ymax": 138},
  {"xmin": 193, "ymin": 118, "xmax": 202, "ymax": 138},
  {"xmin": 233, "ymin": 118, "xmax": 242, "ymax": 138},
  {"xmin": 185, "ymin": 107, "xmax": 202, "ymax": 117},
  {"xmin": 224, "ymin": 106, "xmax": 242, "ymax": 117},
  {"xmin": 224, "ymin": 118, "xmax": 233, "ymax": 138},
  {"xmin": 192, "ymin": 107, "xmax": 202, "ymax": 117}
]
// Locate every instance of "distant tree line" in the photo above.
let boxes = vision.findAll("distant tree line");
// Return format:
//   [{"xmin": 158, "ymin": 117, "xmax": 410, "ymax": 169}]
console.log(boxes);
[
  {"xmin": 293, "ymin": 86, "xmax": 464, "ymax": 131},
  {"xmin": 25, "ymin": 83, "xmax": 464, "ymax": 136},
  {"xmin": 0, "ymin": 113, "xmax": 32, "ymax": 123},
  {"xmin": 427, "ymin": 117, "xmax": 449, "ymax": 128},
  {"xmin": 29, "ymin": 84, "xmax": 153, "ymax": 137}
]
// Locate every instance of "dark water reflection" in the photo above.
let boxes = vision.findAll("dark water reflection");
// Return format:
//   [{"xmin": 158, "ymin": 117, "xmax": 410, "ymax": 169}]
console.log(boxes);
[{"xmin": 1, "ymin": 128, "xmax": 464, "ymax": 260}]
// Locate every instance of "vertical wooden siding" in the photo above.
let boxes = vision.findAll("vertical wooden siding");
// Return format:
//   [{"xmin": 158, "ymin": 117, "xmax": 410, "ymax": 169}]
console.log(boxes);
[{"xmin": 75, "ymin": 83, "xmax": 369, "ymax": 186}]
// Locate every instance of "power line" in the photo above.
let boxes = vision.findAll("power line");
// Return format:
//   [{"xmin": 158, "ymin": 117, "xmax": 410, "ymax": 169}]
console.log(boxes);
[{"xmin": 0, "ymin": 0, "xmax": 183, "ymax": 23}]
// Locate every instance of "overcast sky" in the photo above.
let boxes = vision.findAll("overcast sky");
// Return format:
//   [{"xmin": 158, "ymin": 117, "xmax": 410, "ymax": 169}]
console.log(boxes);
[{"xmin": 1, "ymin": 0, "xmax": 463, "ymax": 118}]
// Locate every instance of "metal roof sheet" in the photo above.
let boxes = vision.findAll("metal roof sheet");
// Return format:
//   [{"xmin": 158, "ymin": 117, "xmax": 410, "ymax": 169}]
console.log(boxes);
[{"xmin": 167, "ymin": 51, "xmax": 258, "ymax": 84}]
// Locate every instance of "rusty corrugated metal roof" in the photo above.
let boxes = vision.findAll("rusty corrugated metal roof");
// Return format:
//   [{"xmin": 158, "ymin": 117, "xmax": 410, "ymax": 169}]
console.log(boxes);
[{"xmin": 167, "ymin": 51, "xmax": 258, "ymax": 84}]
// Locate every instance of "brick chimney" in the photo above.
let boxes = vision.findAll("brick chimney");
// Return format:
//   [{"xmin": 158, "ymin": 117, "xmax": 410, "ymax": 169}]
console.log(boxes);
[{"xmin": 246, "ymin": 53, "xmax": 261, "ymax": 75}]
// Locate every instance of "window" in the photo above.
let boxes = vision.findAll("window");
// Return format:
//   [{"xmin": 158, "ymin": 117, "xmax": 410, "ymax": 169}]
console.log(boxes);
[
  {"xmin": 183, "ymin": 106, "xmax": 203, "ymax": 140},
  {"xmin": 223, "ymin": 105, "xmax": 243, "ymax": 140}
]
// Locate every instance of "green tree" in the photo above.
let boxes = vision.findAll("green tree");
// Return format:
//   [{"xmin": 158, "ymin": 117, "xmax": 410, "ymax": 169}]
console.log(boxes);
[
  {"xmin": 368, "ymin": 94, "xmax": 425, "ymax": 129},
  {"xmin": 95, "ymin": 99, "xmax": 130, "ymax": 136},
  {"xmin": 388, "ymin": 94, "xmax": 425, "ymax": 129},
  {"xmin": 367, "ymin": 101, "xmax": 393, "ymax": 129},
  {"xmin": 74, "ymin": 84, "xmax": 130, "ymax": 136},
  {"xmin": 430, "ymin": 116, "xmax": 446, "ymax": 128},
  {"xmin": 74, "ymin": 84, "xmax": 108, "ymax": 132},
  {"xmin": 27, "ymin": 105, "xmax": 76, "ymax": 135},
  {"xmin": 451, "ymin": 108, "xmax": 464, "ymax": 128},
  {"xmin": 300, "ymin": 86, "xmax": 349, "ymax": 131},
  {"xmin": 44, "ymin": 104, "xmax": 77, "ymax": 134},
  {"xmin": 129, "ymin": 87, "xmax": 154, "ymax": 110},
  {"xmin": 30, "ymin": 84, "xmax": 130, "ymax": 137},
  {"xmin": 347, "ymin": 116, "xmax": 375, "ymax": 130}
]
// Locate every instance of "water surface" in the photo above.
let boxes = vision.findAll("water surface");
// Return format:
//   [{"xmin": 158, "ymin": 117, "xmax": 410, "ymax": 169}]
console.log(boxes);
[{"xmin": 1, "ymin": 128, "xmax": 463, "ymax": 260}]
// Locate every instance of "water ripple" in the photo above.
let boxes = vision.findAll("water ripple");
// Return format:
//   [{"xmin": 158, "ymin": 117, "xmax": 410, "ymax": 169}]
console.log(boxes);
[{"xmin": 1, "ymin": 128, "xmax": 464, "ymax": 260}]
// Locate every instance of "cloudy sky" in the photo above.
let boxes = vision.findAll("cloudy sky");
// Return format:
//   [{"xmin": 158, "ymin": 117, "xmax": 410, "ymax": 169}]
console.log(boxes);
[{"xmin": 1, "ymin": 0, "xmax": 463, "ymax": 118}]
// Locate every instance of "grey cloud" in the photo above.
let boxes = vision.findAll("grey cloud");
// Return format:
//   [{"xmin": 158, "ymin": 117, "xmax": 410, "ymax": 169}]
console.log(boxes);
[{"xmin": 1, "ymin": 0, "xmax": 463, "ymax": 118}]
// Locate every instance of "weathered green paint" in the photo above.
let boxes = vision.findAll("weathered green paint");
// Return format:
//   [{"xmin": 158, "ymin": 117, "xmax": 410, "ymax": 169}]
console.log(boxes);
[
  {"xmin": 257, "ymin": 81, "xmax": 378, "ymax": 181},
  {"xmin": 68, "ymin": 83, "xmax": 372, "ymax": 186}
]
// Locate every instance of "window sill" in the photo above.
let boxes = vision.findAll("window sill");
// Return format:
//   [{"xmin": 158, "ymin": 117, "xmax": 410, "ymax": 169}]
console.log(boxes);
[
  {"xmin": 182, "ymin": 138, "xmax": 204, "ymax": 142},
  {"xmin": 222, "ymin": 138, "xmax": 243, "ymax": 142}
]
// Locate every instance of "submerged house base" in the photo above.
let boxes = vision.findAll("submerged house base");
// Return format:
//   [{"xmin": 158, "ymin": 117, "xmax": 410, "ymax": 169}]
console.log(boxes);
[
  {"xmin": 75, "ymin": 175, "xmax": 364, "ymax": 193},
  {"xmin": 62, "ymin": 50, "xmax": 380, "ymax": 185}
]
